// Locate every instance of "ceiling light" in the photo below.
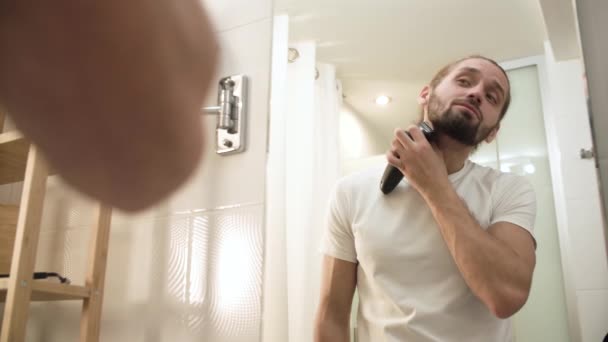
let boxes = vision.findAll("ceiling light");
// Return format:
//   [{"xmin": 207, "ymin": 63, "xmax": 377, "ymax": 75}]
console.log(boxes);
[
  {"xmin": 375, "ymin": 95, "xmax": 391, "ymax": 106},
  {"xmin": 524, "ymin": 163, "xmax": 536, "ymax": 174}
]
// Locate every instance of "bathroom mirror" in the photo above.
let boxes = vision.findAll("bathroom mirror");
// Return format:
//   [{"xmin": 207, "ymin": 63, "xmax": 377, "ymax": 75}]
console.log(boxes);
[{"xmin": 269, "ymin": 1, "xmax": 608, "ymax": 341}]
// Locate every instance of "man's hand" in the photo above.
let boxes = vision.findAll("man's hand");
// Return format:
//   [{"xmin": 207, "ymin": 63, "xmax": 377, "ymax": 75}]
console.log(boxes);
[
  {"xmin": 386, "ymin": 125, "xmax": 449, "ymax": 196},
  {"xmin": 0, "ymin": 0, "xmax": 219, "ymax": 211}
]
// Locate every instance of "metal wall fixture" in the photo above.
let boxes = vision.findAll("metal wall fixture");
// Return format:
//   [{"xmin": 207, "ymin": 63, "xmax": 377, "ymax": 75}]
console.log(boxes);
[
  {"xmin": 580, "ymin": 147, "xmax": 595, "ymax": 159},
  {"xmin": 202, "ymin": 75, "xmax": 248, "ymax": 155}
]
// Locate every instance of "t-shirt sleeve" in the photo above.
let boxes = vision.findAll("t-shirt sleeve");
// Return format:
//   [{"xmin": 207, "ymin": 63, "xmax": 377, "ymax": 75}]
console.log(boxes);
[
  {"xmin": 491, "ymin": 174, "xmax": 537, "ymax": 243},
  {"xmin": 320, "ymin": 180, "xmax": 358, "ymax": 263}
]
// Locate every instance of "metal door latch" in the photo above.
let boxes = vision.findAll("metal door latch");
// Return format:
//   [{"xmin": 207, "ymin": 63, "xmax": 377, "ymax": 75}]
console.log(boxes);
[{"xmin": 202, "ymin": 75, "xmax": 247, "ymax": 155}]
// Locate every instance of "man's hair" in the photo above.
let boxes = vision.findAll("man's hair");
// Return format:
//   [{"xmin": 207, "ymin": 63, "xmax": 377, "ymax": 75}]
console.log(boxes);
[{"xmin": 429, "ymin": 55, "xmax": 511, "ymax": 120}]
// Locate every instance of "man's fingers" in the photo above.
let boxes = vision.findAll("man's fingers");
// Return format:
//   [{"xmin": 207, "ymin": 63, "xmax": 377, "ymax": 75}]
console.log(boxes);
[
  {"xmin": 386, "ymin": 151, "xmax": 402, "ymax": 168},
  {"xmin": 394, "ymin": 128, "xmax": 414, "ymax": 148},
  {"xmin": 391, "ymin": 139, "xmax": 403, "ymax": 153},
  {"xmin": 408, "ymin": 125, "xmax": 426, "ymax": 142}
]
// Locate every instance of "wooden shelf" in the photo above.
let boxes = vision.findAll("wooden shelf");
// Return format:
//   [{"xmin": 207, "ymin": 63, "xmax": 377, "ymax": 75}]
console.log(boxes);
[
  {"xmin": 0, "ymin": 279, "xmax": 91, "ymax": 302},
  {"xmin": 0, "ymin": 126, "xmax": 111, "ymax": 341},
  {"xmin": 0, "ymin": 205, "xmax": 19, "ymax": 274},
  {"xmin": 0, "ymin": 131, "xmax": 30, "ymax": 186},
  {"xmin": 0, "ymin": 131, "xmax": 57, "ymax": 186}
]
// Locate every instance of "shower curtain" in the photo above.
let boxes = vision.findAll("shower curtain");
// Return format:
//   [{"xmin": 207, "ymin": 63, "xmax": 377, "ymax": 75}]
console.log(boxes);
[{"xmin": 265, "ymin": 26, "xmax": 343, "ymax": 341}]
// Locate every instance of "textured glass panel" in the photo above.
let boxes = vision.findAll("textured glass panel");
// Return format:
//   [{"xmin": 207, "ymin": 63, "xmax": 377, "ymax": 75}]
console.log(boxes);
[
  {"xmin": 501, "ymin": 66, "xmax": 570, "ymax": 342},
  {"xmin": 0, "ymin": 204, "xmax": 264, "ymax": 342}
]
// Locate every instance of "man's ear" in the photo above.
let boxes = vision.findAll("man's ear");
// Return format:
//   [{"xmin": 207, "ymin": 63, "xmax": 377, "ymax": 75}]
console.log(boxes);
[
  {"xmin": 484, "ymin": 124, "xmax": 500, "ymax": 143},
  {"xmin": 418, "ymin": 85, "xmax": 431, "ymax": 106}
]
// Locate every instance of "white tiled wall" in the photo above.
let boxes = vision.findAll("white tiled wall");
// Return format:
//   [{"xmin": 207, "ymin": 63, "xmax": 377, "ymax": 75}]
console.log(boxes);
[
  {"xmin": 567, "ymin": 198, "xmax": 608, "ymax": 289},
  {"xmin": 29, "ymin": 205, "xmax": 265, "ymax": 342},
  {"xmin": 0, "ymin": 0, "xmax": 273, "ymax": 340},
  {"xmin": 577, "ymin": 289, "xmax": 608, "ymax": 342},
  {"xmin": 544, "ymin": 43, "xmax": 608, "ymax": 341},
  {"xmin": 545, "ymin": 56, "xmax": 608, "ymax": 282},
  {"xmin": 163, "ymin": 17, "xmax": 273, "ymax": 213}
]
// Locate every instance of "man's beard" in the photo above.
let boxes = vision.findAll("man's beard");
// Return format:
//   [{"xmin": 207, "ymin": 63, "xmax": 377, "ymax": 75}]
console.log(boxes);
[{"xmin": 426, "ymin": 93, "xmax": 494, "ymax": 148}]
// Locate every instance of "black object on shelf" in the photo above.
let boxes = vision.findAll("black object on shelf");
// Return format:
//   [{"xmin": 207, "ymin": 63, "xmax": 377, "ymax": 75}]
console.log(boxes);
[{"xmin": 0, "ymin": 272, "xmax": 71, "ymax": 284}]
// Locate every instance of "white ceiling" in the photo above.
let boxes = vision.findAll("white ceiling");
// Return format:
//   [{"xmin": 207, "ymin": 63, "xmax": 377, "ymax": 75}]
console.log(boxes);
[{"xmin": 275, "ymin": 0, "xmax": 549, "ymax": 145}]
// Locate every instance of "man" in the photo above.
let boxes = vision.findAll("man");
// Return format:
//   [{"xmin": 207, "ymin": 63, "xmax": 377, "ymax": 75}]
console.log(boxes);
[
  {"xmin": 0, "ymin": 0, "xmax": 219, "ymax": 211},
  {"xmin": 314, "ymin": 55, "xmax": 537, "ymax": 341}
]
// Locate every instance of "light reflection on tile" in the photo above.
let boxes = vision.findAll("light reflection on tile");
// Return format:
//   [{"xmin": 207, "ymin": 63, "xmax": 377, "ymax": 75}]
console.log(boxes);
[{"xmin": 7, "ymin": 204, "xmax": 264, "ymax": 342}]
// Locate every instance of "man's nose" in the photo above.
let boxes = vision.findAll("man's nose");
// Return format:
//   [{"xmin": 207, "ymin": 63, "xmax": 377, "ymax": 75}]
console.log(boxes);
[{"xmin": 466, "ymin": 87, "xmax": 482, "ymax": 106}]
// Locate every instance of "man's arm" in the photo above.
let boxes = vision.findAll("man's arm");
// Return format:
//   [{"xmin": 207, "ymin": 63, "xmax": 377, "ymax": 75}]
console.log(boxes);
[
  {"xmin": 423, "ymin": 187, "xmax": 536, "ymax": 318},
  {"xmin": 0, "ymin": 0, "xmax": 219, "ymax": 211},
  {"xmin": 314, "ymin": 256, "xmax": 357, "ymax": 342},
  {"xmin": 387, "ymin": 126, "xmax": 536, "ymax": 319}
]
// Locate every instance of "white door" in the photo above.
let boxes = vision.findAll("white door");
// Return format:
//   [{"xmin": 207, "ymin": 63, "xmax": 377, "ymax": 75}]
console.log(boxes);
[{"xmin": 0, "ymin": 0, "xmax": 274, "ymax": 341}]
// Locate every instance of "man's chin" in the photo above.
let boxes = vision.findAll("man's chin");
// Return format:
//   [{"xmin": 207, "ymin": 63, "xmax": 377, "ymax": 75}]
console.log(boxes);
[
  {"xmin": 452, "ymin": 108, "xmax": 477, "ymax": 122},
  {"xmin": 440, "ymin": 130, "xmax": 478, "ymax": 146}
]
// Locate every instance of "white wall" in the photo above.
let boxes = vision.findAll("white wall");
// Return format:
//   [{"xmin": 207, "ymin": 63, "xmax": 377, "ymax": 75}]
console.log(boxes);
[
  {"xmin": 543, "ymin": 42, "xmax": 608, "ymax": 341},
  {"xmin": 574, "ymin": 3, "xmax": 608, "ymax": 337},
  {"xmin": 340, "ymin": 103, "xmax": 387, "ymax": 174},
  {"xmin": 0, "ymin": 0, "xmax": 274, "ymax": 341}
]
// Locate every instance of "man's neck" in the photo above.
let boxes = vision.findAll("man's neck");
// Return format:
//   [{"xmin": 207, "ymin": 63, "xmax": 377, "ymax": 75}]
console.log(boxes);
[
  {"xmin": 420, "ymin": 113, "xmax": 473, "ymax": 175},
  {"xmin": 435, "ymin": 134, "xmax": 473, "ymax": 175}
]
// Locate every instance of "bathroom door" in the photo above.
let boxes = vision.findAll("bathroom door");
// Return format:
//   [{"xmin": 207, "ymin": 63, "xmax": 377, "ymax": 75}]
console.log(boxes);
[{"xmin": 3, "ymin": 0, "xmax": 275, "ymax": 341}]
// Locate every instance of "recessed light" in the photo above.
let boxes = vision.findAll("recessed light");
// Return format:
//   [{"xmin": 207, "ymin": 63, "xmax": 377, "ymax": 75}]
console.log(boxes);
[
  {"xmin": 375, "ymin": 95, "xmax": 391, "ymax": 106},
  {"xmin": 524, "ymin": 163, "xmax": 536, "ymax": 174}
]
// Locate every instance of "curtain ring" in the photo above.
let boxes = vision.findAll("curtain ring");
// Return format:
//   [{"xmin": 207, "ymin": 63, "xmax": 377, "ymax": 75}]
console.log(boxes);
[{"xmin": 288, "ymin": 48, "xmax": 300, "ymax": 63}]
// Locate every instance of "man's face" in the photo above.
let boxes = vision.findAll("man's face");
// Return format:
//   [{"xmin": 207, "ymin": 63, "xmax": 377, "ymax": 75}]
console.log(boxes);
[{"xmin": 425, "ymin": 58, "xmax": 510, "ymax": 147}]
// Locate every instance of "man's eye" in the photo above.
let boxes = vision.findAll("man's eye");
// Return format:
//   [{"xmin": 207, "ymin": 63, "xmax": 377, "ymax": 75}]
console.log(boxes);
[
  {"xmin": 487, "ymin": 94, "xmax": 497, "ymax": 104},
  {"xmin": 457, "ymin": 79, "xmax": 471, "ymax": 86}
]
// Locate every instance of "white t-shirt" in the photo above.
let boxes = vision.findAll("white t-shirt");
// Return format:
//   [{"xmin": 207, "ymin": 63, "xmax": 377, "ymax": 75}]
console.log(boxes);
[{"xmin": 321, "ymin": 160, "xmax": 536, "ymax": 342}]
